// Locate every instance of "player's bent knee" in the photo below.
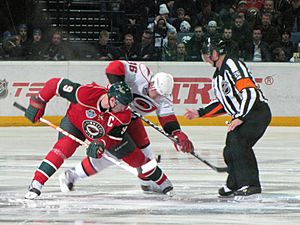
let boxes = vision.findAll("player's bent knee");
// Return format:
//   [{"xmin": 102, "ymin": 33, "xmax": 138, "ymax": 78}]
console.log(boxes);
[{"xmin": 122, "ymin": 148, "xmax": 147, "ymax": 168}]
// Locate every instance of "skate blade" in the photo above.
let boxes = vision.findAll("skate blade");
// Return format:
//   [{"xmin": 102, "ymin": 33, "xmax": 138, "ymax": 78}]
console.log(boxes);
[
  {"xmin": 234, "ymin": 194, "xmax": 262, "ymax": 202},
  {"xmin": 24, "ymin": 191, "xmax": 39, "ymax": 200}
]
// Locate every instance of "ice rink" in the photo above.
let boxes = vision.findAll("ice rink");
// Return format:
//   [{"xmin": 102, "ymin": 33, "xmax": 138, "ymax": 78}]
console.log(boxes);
[{"xmin": 0, "ymin": 126, "xmax": 299, "ymax": 225}]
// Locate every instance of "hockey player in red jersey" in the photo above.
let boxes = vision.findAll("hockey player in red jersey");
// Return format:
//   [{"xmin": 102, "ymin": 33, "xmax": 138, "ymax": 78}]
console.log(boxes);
[
  {"xmin": 24, "ymin": 78, "xmax": 172, "ymax": 199},
  {"xmin": 59, "ymin": 61, "xmax": 193, "ymax": 194}
]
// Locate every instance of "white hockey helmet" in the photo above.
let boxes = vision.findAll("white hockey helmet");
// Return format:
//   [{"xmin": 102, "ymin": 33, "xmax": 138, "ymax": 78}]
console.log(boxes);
[{"xmin": 150, "ymin": 72, "xmax": 174, "ymax": 96}]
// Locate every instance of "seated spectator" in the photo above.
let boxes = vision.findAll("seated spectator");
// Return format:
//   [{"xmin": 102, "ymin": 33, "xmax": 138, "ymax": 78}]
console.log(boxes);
[
  {"xmin": 159, "ymin": 3, "xmax": 171, "ymax": 21},
  {"xmin": 173, "ymin": 0, "xmax": 199, "ymax": 24},
  {"xmin": 257, "ymin": 0, "xmax": 283, "ymax": 30},
  {"xmin": 245, "ymin": 0, "xmax": 265, "ymax": 11},
  {"xmin": 260, "ymin": 13, "xmax": 281, "ymax": 46},
  {"xmin": 243, "ymin": 27, "xmax": 272, "ymax": 61},
  {"xmin": 1, "ymin": 34, "xmax": 23, "ymax": 60},
  {"xmin": 162, "ymin": 32, "xmax": 177, "ymax": 61},
  {"xmin": 272, "ymin": 47, "xmax": 288, "ymax": 61},
  {"xmin": 222, "ymin": 27, "xmax": 240, "ymax": 59},
  {"xmin": 172, "ymin": 8, "xmax": 191, "ymax": 32},
  {"xmin": 119, "ymin": 33, "xmax": 138, "ymax": 60},
  {"xmin": 271, "ymin": 29, "xmax": 295, "ymax": 60},
  {"xmin": 186, "ymin": 25, "xmax": 205, "ymax": 61},
  {"xmin": 205, "ymin": 20, "xmax": 221, "ymax": 40},
  {"xmin": 43, "ymin": 31, "xmax": 72, "ymax": 61},
  {"xmin": 194, "ymin": 0, "xmax": 223, "ymax": 29},
  {"xmin": 147, "ymin": 15, "xmax": 176, "ymax": 49},
  {"xmin": 134, "ymin": 29, "xmax": 156, "ymax": 61},
  {"xmin": 17, "ymin": 24, "xmax": 30, "ymax": 49},
  {"xmin": 124, "ymin": 0, "xmax": 148, "ymax": 41},
  {"xmin": 25, "ymin": 29, "xmax": 45, "ymax": 60},
  {"xmin": 232, "ymin": 15, "xmax": 252, "ymax": 56},
  {"xmin": 289, "ymin": 42, "xmax": 300, "ymax": 62},
  {"xmin": 94, "ymin": 30, "xmax": 120, "ymax": 61},
  {"xmin": 175, "ymin": 42, "xmax": 188, "ymax": 61}
]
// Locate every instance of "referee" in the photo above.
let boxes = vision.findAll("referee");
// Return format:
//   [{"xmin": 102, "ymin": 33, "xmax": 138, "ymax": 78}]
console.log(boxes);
[{"xmin": 184, "ymin": 37, "xmax": 272, "ymax": 200}]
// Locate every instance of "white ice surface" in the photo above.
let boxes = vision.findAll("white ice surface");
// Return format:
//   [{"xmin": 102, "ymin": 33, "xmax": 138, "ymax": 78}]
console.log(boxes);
[{"xmin": 0, "ymin": 126, "xmax": 300, "ymax": 225}]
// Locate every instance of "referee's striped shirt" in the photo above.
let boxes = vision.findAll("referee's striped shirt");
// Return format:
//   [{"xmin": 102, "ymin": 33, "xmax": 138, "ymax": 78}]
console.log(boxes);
[{"xmin": 198, "ymin": 56, "xmax": 268, "ymax": 120}]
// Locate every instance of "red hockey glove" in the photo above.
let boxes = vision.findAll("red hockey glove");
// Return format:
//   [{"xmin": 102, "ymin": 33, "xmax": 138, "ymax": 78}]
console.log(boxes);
[
  {"xmin": 172, "ymin": 131, "xmax": 194, "ymax": 153},
  {"xmin": 87, "ymin": 140, "xmax": 105, "ymax": 158},
  {"xmin": 25, "ymin": 96, "xmax": 46, "ymax": 123}
]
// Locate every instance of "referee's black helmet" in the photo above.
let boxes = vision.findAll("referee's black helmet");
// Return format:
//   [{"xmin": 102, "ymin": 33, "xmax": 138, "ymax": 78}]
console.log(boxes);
[{"xmin": 201, "ymin": 37, "xmax": 226, "ymax": 56}]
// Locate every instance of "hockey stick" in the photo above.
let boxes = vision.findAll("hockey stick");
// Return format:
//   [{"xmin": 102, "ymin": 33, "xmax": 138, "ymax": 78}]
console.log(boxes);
[
  {"xmin": 130, "ymin": 108, "xmax": 228, "ymax": 172},
  {"xmin": 13, "ymin": 102, "xmax": 138, "ymax": 176}
]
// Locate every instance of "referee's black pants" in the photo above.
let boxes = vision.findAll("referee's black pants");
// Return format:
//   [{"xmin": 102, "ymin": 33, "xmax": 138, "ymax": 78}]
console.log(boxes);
[{"xmin": 224, "ymin": 102, "xmax": 272, "ymax": 190}]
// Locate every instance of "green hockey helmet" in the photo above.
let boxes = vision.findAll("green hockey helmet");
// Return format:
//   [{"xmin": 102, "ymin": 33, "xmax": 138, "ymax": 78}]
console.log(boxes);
[{"xmin": 108, "ymin": 81, "xmax": 132, "ymax": 105}]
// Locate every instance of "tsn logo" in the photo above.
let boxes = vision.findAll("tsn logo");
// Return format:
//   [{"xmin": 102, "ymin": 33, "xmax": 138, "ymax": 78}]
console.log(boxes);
[
  {"xmin": 12, "ymin": 78, "xmax": 264, "ymax": 104},
  {"xmin": 12, "ymin": 82, "xmax": 45, "ymax": 97}
]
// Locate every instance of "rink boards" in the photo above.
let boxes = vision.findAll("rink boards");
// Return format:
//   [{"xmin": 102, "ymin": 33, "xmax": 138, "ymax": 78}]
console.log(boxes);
[{"xmin": 0, "ymin": 61, "xmax": 299, "ymax": 126}]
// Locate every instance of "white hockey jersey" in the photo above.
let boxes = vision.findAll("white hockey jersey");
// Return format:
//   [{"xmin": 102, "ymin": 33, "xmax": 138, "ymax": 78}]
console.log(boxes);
[{"xmin": 106, "ymin": 60, "xmax": 175, "ymax": 118}]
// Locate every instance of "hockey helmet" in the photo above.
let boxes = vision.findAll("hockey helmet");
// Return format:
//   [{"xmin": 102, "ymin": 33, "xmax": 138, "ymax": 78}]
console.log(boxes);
[
  {"xmin": 108, "ymin": 81, "xmax": 132, "ymax": 105},
  {"xmin": 150, "ymin": 72, "xmax": 174, "ymax": 96},
  {"xmin": 201, "ymin": 37, "xmax": 226, "ymax": 56}
]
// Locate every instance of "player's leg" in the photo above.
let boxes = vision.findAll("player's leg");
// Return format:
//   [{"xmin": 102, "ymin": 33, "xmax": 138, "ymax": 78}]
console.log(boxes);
[
  {"xmin": 59, "ymin": 156, "xmax": 114, "ymax": 192},
  {"xmin": 25, "ymin": 116, "xmax": 85, "ymax": 199},
  {"xmin": 127, "ymin": 118, "xmax": 173, "ymax": 193}
]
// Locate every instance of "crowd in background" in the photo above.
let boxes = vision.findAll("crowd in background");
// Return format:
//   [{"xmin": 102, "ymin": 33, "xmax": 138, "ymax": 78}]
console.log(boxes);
[{"xmin": 1, "ymin": 0, "xmax": 300, "ymax": 62}]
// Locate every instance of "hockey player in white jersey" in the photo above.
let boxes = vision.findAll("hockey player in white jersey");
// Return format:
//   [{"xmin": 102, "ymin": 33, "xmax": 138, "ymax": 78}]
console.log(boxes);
[{"xmin": 59, "ymin": 60, "xmax": 194, "ymax": 194}]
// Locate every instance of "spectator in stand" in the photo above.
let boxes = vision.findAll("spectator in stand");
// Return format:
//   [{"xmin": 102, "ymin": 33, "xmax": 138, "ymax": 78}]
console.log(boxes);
[
  {"xmin": 17, "ymin": 24, "xmax": 31, "ymax": 52},
  {"xmin": 244, "ymin": 27, "xmax": 272, "ymax": 62},
  {"xmin": 119, "ymin": 33, "xmax": 138, "ymax": 61},
  {"xmin": 260, "ymin": 13, "xmax": 281, "ymax": 47},
  {"xmin": 162, "ymin": 31, "xmax": 177, "ymax": 61},
  {"xmin": 235, "ymin": 1, "xmax": 258, "ymax": 29},
  {"xmin": 194, "ymin": 0, "xmax": 223, "ymax": 29},
  {"xmin": 147, "ymin": 15, "xmax": 176, "ymax": 50},
  {"xmin": 172, "ymin": 8, "xmax": 192, "ymax": 32},
  {"xmin": 215, "ymin": 0, "xmax": 236, "ymax": 27},
  {"xmin": 0, "ymin": 31, "xmax": 12, "ymax": 60},
  {"xmin": 110, "ymin": 1, "xmax": 128, "ymax": 42},
  {"xmin": 245, "ymin": 0, "xmax": 265, "ymax": 11},
  {"xmin": 94, "ymin": 30, "xmax": 120, "ymax": 61},
  {"xmin": 289, "ymin": 41, "xmax": 300, "ymax": 62},
  {"xmin": 158, "ymin": 4, "xmax": 171, "ymax": 21},
  {"xmin": 232, "ymin": 15, "xmax": 252, "ymax": 58},
  {"xmin": 205, "ymin": 20, "xmax": 221, "ymax": 40},
  {"xmin": 222, "ymin": 27, "xmax": 240, "ymax": 59},
  {"xmin": 186, "ymin": 25, "xmax": 205, "ymax": 61},
  {"xmin": 175, "ymin": 42, "xmax": 188, "ymax": 61},
  {"xmin": 43, "ymin": 31, "xmax": 72, "ymax": 61},
  {"xmin": 124, "ymin": 0, "xmax": 148, "ymax": 41},
  {"xmin": 135, "ymin": 29, "xmax": 156, "ymax": 61},
  {"xmin": 290, "ymin": 0, "xmax": 300, "ymax": 31},
  {"xmin": 1, "ymin": 32, "xmax": 23, "ymax": 60},
  {"xmin": 257, "ymin": 0, "xmax": 283, "ymax": 30},
  {"xmin": 25, "ymin": 29, "xmax": 45, "ymax": 60},
  {"xmin": 173, "ymin": 0, "xmax": 198, "ymax": 23},
  {"xmin": 276, "ymin": 0, "xmax": 300, "ymax": 32},
  {"xmin": 271, "ymin": 29, "xmax": 295, "ymax": 60},
  {"xmin": 272, "ymin": 47, "xmax": 288, "ymax": 61}
]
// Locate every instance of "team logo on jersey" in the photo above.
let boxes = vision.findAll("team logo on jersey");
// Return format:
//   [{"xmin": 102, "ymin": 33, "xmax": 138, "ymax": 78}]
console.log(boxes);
[
  {"xmin": 0, "ymin": 79, "xmax": 8, "ymax": 99},
  {"xmin": 221, "ymin": 81, "xmax": 231, "ymax": 95},
  {"xmin": 82, "ymin": 120, "xmax": 105, "ymax": 139},
  {"xmin": 132, "ymin": 93, "xmax": 156, "ymax": 113},
  {"xmin": 85, "ymin": 109, "xmax": 96, "ymax": 119}
]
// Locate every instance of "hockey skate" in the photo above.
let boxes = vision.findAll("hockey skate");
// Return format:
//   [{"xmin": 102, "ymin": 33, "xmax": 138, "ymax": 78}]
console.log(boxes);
[
  {"xmin": 25, "ymin": 180, "xmax": 43, "ymax": 200},
  {"xmin": 59, "ymin": 168, "xmax": 77, "ymax": 192},
  {"xmin": 234, "ymin": 186, "xmax": 262, "ymax": 201},
  {"xmin": 218, "ymin": 185, "xmax": 235, "ymax": 198},
  {"xmin": 140, "ymin": 178, "xmax": 174, "ymax": 196}
]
